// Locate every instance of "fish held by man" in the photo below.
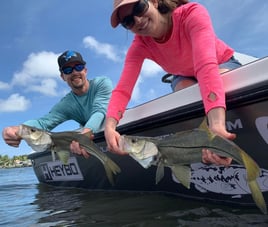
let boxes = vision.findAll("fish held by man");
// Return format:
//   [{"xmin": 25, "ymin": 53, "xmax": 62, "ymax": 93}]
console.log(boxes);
[
  {"xmin": 119, "ymin": 119, "xmax": 267, "ymax": 214},
  {"xmin": 17, "ymin": 124, "xmax": 121, "ymax": 185}
]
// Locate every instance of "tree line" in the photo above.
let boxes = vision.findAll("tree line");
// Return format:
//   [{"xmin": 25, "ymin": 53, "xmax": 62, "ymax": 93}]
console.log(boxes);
[{"xmin": 0, "ymin": 154, "xmax": 31, "ymax": 168}]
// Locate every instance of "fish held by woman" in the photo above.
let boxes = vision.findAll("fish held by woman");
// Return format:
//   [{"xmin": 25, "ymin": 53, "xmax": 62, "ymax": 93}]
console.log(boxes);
[
  {"xmin": 119, "ymin": 119, "xmax": 267, "ymax": 214},
  {"xmin": 17, "ymin": 124, "xmax": 121, "ymax": 185}
]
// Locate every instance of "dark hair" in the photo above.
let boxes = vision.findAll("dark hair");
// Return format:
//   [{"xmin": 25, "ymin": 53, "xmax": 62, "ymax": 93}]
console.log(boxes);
[{"xmin": 157, "ymin": 0, "xmax": 189, "ymax": 14}]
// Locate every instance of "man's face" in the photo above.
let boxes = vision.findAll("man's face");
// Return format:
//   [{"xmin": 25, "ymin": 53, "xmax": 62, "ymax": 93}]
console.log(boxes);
[{"xmin": 61, "ymin": 61, "xmax": 87, "ymax": 91}]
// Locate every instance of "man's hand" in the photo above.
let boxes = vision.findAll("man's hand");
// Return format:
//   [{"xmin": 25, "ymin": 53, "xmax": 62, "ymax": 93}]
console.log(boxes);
[
  {"xmin": 70, "ymin": 141, "xmax": 90, "ymax": 159},
  {"xmin": 2, "ymin": 126, "xmax": 21, "ymax": 147},
  {"xmin": 69, "ymin": 128, "xmax": 93, "ymax": 159}
]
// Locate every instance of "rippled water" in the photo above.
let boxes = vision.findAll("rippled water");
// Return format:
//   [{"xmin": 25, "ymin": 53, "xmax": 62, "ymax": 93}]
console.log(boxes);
[{"xmin": 1, "ymin": 167, "xmax": 268, "ymax": 227}]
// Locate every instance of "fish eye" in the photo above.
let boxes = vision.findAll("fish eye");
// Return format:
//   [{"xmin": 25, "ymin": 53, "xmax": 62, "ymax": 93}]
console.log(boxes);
[
  {"xmin": 30, "ymin": 129, "xmax": 36, "ymax": 133},
  {"xmin": 131, "ymin": 138, "xmax": 137, "ymax": 143}
]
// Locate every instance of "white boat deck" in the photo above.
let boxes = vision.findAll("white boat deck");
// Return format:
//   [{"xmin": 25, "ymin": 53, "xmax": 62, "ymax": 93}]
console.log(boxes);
[{"xmin": 119, "ymin": 57, "xmax": 268, "ymax": 126}]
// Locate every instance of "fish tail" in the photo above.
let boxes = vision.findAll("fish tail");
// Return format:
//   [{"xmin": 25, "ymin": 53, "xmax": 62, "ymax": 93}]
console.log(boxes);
[
  {"xmin": 248, "ymin": 180, "xmax": 267, "ymax": 214},
  {"xmin": 107, "ymin": 158, "xmax": 121, "ymax": 175},
  {"xmin": 82, "ymin": 143, "xmax": 121, "ymax": 185},
  {"xmin": 240, "ymin": 148, "xmax": 267, "ymax": 214},
  {"xmin": 239, "ymin": 148, "xmax": 260, "ymax": 182},
  {"xmin": 103, "ymin": 158, "xmax": 121, "ymax": 185}
]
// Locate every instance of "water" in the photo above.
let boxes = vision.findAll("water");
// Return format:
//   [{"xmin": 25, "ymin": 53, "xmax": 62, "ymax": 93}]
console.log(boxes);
[{"xmin": 1, "ymin": 167, "xmax": 268, "ymax": 227}]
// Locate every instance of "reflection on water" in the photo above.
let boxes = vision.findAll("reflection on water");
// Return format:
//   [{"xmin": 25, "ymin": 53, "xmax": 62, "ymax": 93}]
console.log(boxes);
[
  {"xmin": 1, "ymin": 168, "xmax": 268, "ymax": 227},
  {"xmin": 33, "ymin": 184, "xmax": 268, "ymax": 227}
]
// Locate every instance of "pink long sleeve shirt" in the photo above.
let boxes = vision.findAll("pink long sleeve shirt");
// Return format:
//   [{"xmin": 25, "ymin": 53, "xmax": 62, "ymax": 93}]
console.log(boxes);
[{"xmin": 107, "ymin": 2, "xmax": 234, "ymax": 122}]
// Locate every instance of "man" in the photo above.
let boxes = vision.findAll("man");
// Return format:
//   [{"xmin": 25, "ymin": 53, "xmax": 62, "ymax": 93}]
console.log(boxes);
[{"xmin": 2, "ymin": 50, "xmax": 113, "ymax": 158}]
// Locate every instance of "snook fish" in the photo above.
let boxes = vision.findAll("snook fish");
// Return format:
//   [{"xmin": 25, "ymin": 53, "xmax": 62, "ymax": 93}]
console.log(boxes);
[
  {"xmin": 119, "ymin": 119, "xmax": 267, "ymax": 214},
  {"xmin": 17, "ymin": 124, "xmax": 121, "ymax": 185}
]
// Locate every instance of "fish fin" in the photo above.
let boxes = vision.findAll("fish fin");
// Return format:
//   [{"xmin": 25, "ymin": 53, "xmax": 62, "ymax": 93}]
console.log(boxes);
[
  {"xmin": 84, "ymin": 131, "xmax": 94, "ymax": 140},
  {"xmin": 156, "ymin": 161, "xmax": 165, "ymax": 184},
  {"xmin": 199, "ymin": 117, "xmax": 208, "ymax": 130},
  {"xmin": 248, "ymin": 180, "xmax": 267, "ymax": 214},
  {"xmin": 239, "ymin": 147, "xmax": 260, "ymax": 182},
  {"xmin": 103, "ymin": 159, "xmax": 121, "ymax": 186},
  {"xmin": 56, "ymin": 150, "xmax": 70, "ymax": 165},
  {"xmin": 199, "ymin": 117, "xmax": 216, "ymax": 141},
  {"xmin": 171, "ymin": 165, "xmax": 191, "ymax": 189},
  {"xmin": 51, "ymin": 150, "xmax": 56, "ymax": 162}
]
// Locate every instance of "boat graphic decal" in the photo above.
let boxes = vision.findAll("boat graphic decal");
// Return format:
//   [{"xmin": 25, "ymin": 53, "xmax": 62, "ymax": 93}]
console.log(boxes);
[
  {"xmin": 172, "ymin": 163, "xmax": 268, "ymax": 196},
  {"xmin": 39, "ymin": 157, "xmax": 84, "ymax": 182},
  {"xmin": 256, "ymin": 116, "xmax": 268, "ymax": 144}
]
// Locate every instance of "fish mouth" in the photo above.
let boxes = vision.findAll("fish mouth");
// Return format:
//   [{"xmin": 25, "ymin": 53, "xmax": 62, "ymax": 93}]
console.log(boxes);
[
  {"xmin": 118, "ymin": 136, "xmax": 126, "ymax": 152},
  {"xmin": 16, "ymin": 125, "xmax": 23, "ymax": 139}
]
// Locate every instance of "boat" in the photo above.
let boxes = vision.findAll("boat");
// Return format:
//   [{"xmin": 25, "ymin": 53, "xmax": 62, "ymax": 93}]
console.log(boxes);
[{"xmin": 28, "ymin": 55, "xmax": 268, "ymax": 209}]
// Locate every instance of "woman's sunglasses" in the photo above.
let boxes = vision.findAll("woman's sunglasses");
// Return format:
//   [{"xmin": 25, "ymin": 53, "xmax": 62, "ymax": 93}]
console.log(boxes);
[
  {"xmin": 119, "ymin": 0, "xmax": 149, "ymax": 30},
  {"xmin": 62, "ymin": 64, "xmax": 85, "ymax": 75}
]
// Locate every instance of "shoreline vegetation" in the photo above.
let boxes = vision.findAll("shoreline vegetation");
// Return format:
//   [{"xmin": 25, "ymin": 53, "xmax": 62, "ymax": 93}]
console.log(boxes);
[{"xmin": 0, "ymin": 154, "xmax": 32, "ymax": 168}]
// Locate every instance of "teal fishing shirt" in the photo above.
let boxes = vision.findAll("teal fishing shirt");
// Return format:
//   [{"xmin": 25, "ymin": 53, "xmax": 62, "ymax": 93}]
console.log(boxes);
[{"xmin": 24, "ymin": 76, "xmax": 112, "ymax": 133}]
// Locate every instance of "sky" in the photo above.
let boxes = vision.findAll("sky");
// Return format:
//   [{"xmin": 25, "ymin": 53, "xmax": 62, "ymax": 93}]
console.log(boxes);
[{"xmin": 0, "ymin": 0, "xmax": 268, "ymax": 157}]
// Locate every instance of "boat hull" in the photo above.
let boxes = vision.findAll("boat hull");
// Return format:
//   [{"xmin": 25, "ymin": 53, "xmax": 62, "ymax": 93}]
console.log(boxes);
[{"xmin": 28, "ymin": 57, "xmax": 268, "ymax": 207}]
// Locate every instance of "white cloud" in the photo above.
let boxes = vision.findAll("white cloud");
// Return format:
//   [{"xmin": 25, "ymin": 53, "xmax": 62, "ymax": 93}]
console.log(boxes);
[
  {"xmin": 141, "ymin": 59, "xmax": 164, "ymax": 77},
  {"xmin": 0, "ymin": 93, "xmax": 31, "ymax": 112},
  {"xmin": 0, "ymin": 81, "xmax": 10, "ymax": 90},
  {"xmin": 83, "ymin": 36, "xmax": 122, "ymax": 62},
  {"xmin": 11, "ymin": 51, "xmax": 61, "ymax": 96},
  {"xmin": 28, "ymin": 79, "xmax": 58, "ymax": 96},
  {"xmin": 131, "ymin": 77, "xmax": 142, "ymax": 102},
  {"xmin": 131, "ymin": 59, "xmax": 165, "ymax": 103}
]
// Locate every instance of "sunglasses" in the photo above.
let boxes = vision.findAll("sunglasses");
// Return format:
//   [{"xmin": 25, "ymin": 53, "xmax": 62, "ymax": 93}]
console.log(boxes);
[
  {"xmin": 62, "ymin": 64, "xmax": 85, "ymax": 75},
  {"xmin": 119, "ymin": 0, "xmax": 149, "ymax": 29}
]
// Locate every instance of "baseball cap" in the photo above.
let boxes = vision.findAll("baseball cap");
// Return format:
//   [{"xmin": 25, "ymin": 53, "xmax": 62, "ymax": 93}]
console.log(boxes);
[
  {"xmin": 111, "ymin": 0, "xmax": 139, "ymax": 28},
  {"xmin": 58, "ymin": 50, "xmax": 86, "ymax": 69}
]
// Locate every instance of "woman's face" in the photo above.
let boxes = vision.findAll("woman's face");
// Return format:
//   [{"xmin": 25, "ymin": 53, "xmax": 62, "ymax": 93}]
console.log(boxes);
[{"xmin": 117, "ymin": 0, "xmax": 162, "ymax": 37}]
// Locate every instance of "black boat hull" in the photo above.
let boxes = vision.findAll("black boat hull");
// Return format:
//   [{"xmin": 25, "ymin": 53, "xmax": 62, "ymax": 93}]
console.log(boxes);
[{"xmin": 28, "ymin": 57, "xmax": 268, "ymax": 207}]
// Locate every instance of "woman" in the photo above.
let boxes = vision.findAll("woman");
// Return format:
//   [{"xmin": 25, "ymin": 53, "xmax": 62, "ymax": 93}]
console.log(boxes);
[{"xmin": 105, "ymin": 0, "xmax": 242, "ymax": 165}]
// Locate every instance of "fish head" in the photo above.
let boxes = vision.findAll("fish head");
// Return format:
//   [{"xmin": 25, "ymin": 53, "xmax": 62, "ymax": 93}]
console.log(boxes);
[
  {"xmin": 119, "ymin": 135, "xmax": 147, "ymax": 155},
  {"xmin": 17, "ymin": 125, "xmax": 52, "ymax": 152},
  {"xmin": 119, "ymin": 135, "xmax": 159, "ymax": 160}
]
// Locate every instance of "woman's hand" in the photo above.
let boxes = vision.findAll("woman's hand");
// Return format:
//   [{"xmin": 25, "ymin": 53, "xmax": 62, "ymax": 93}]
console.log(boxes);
[
  {"xmin": 202, "ymin": 107, "xmax": 236, "ymax": 166},
  {"xmin": 202, "ymin": 149, "xmax": 232, "ymax": 167},
  {"xmin": 104, "ymin": 117, "xmax": 128, "ymax": 155}
]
